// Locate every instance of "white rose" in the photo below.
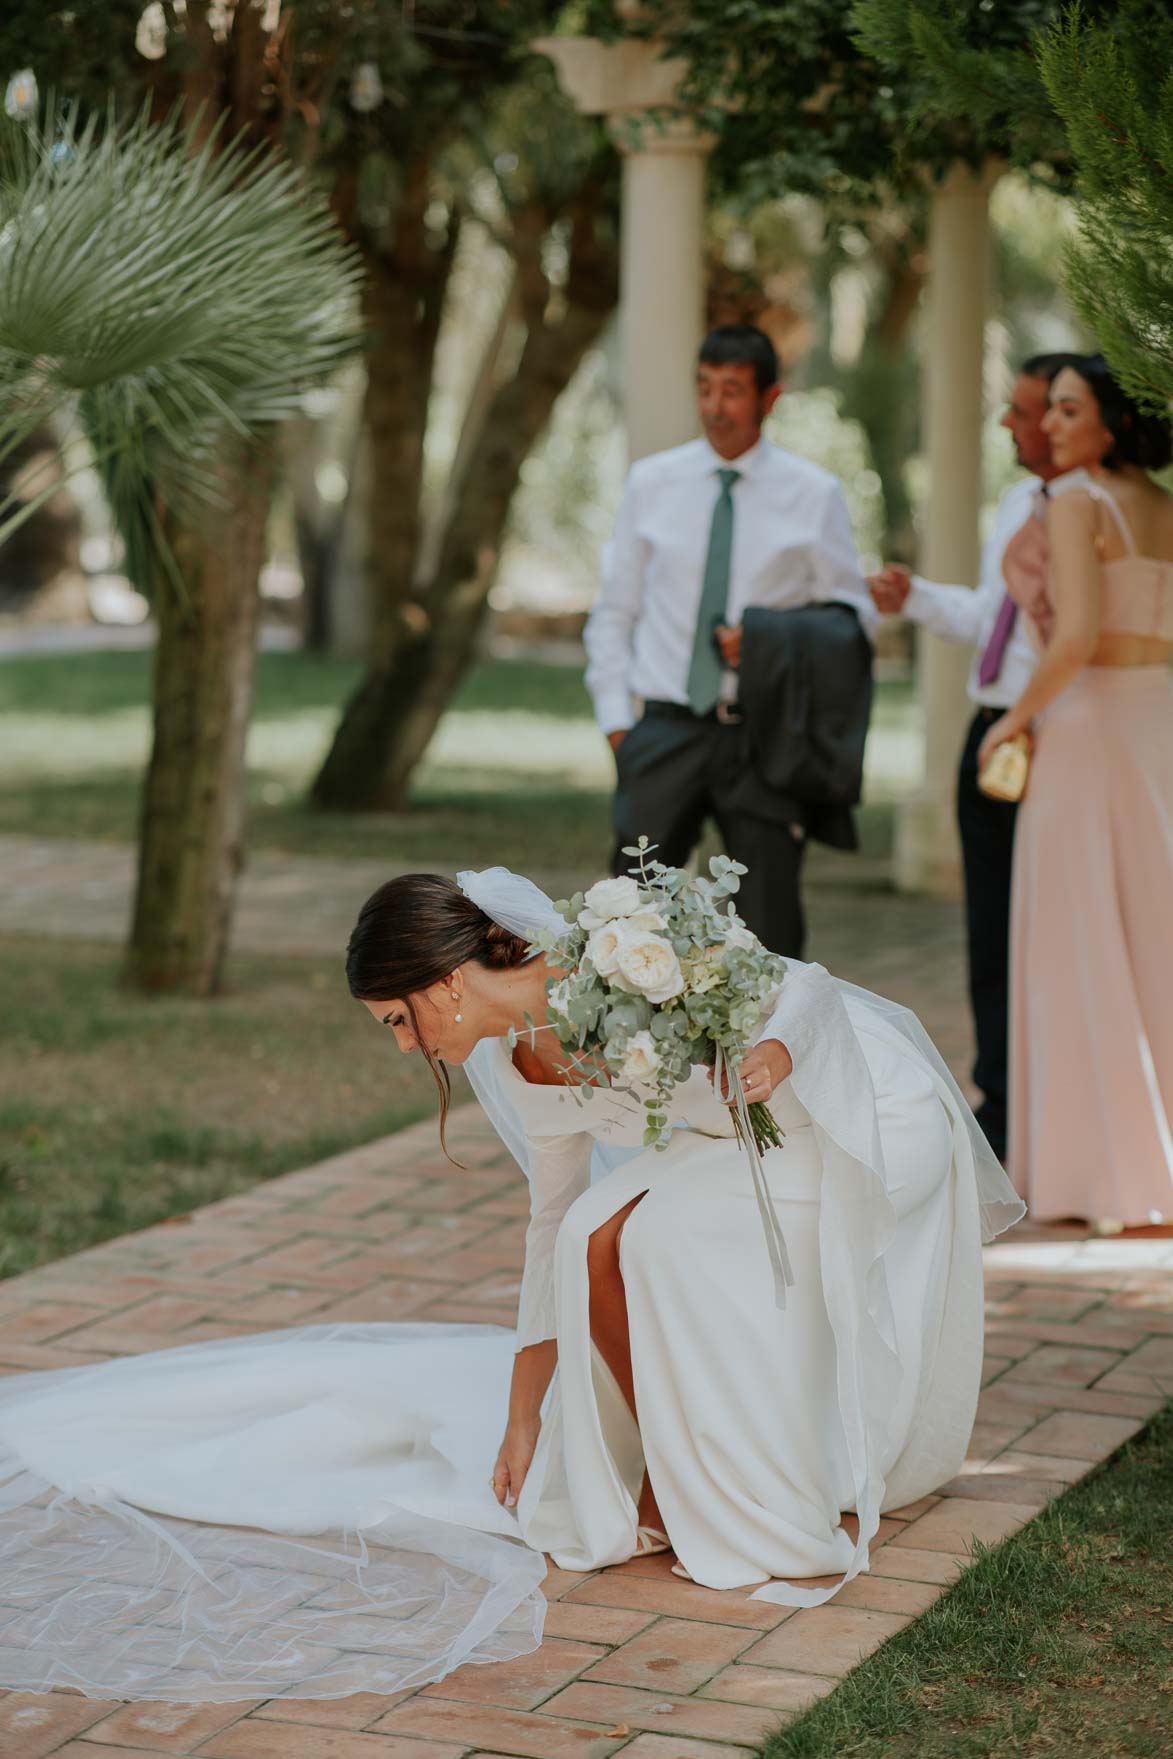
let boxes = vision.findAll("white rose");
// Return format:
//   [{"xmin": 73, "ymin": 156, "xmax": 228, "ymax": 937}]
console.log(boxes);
[
  {"xmin": 614, "ymin": 929, "xmax": 685, "ymax": 1005},
  {"xmin": 624, "ymin": 907, "xmax": 667, "ymax": 933},
  {"xmin": 723, "ymin": 921, "xmax": 758, "ymax": 952},
  {"xmin": 586, "ymin": 921, "xmax": 626, "ymax": 977},
  {"xmin": 620, "ymin": 1030, "xmax": 661, "ymax": 1084},
  {"xmin": 578, "ymin": 875, "xmax": 642, "ymax": 930}
]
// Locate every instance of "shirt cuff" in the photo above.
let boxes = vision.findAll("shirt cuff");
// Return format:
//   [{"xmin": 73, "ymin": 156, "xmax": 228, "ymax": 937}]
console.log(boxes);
[{"xmin": 594, "ymin": 692, "xmax": 637, "ymax": 737}]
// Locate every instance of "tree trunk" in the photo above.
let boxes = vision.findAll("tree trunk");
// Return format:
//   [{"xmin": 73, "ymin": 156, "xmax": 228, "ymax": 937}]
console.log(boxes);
[
  {"xmin": 312, "ymin": 170, "xmax": 618, "ymax": 813},
  {"xmin": 123, "ymin": 448, "xmax": 272, "ymax": 996}
]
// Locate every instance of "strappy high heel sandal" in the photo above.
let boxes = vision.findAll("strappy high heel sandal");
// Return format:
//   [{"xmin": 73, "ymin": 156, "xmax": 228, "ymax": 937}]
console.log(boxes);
[{"xmin": 633, "ymin": 1525, "xmax": 671, "ymax": 1557}]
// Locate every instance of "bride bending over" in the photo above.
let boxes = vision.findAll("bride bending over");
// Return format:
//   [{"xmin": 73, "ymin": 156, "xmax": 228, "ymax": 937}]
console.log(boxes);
[
  {"xmin": 0, "ymin": 864, "xmax": 1021, "ymax": 1703},
  {"xmin": 349, "ymin": 866, "xmax": 1021, "ymax": 1595}
]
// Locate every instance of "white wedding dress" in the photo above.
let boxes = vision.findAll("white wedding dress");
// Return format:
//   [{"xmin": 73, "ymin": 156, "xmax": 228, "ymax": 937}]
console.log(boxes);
[{"xmin": 0, "ymin": 869, "xmax": 1023, "ymax": 1702}]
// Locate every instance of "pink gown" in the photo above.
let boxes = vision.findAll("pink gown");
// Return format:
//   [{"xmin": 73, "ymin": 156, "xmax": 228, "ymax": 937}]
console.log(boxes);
[{"xmin": 1005, "ymin": 477, "xmax": 1173, "ymax": 1225}]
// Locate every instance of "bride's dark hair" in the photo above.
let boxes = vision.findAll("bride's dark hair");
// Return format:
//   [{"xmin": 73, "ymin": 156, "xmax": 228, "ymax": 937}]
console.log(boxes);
[{"xmin": 346, "ymin": 873, "xmax": 530, "ymax": 1155}]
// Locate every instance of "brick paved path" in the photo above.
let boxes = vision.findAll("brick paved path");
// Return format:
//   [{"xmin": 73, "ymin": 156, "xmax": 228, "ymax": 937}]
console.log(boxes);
[
  {"xmin": 1, "ymin": 1104, "xmax": 1171, "ymax": 1758},
  {"xmin": 3, "ymin": 829, "xmax": 1171, "ymax": 1752}
]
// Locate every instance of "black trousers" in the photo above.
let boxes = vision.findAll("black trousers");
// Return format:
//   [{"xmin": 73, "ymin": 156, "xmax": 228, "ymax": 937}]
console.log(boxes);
[
  {"xmin": 956, "ymin": 707, "xmax": 1020, "ymax": 1160},
  {"xmin": 610, "ymin": 706, "xmax": 807, "ymax": 957}
]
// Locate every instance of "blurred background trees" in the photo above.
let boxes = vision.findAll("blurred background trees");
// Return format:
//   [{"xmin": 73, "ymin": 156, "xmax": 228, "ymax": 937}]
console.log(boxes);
[{"xmin": 8, "ymin": 0, "xmax": 1149, "ymax": 995}]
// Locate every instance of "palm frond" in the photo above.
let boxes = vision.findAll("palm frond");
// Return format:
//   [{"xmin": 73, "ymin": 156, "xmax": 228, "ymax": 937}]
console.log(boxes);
[{"xmin": 0, "ymin": 102, "xmax": 364, "ymax": 589}]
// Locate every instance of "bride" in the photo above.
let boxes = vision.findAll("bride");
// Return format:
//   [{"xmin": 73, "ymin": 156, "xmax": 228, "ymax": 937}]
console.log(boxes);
[{"xmin": 0, "ymin": 865, "xmax": 1022, "ymax": 1703}]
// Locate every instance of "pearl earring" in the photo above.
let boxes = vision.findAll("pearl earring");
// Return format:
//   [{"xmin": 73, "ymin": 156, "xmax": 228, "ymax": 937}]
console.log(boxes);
[{"xmin": 452, "ymin": 988, "xmax": 462, "ymax": 1023}]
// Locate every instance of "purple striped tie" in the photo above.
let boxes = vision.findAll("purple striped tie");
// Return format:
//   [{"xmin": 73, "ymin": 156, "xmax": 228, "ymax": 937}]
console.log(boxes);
[{"xmin": 977, "ymin": 593, "xmax": 1018, "ymax": 688}]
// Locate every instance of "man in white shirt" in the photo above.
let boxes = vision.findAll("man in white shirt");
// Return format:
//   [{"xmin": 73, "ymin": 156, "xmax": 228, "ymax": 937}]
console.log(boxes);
[
  {"xmin": 585, "ymin": 324, "xmax": 875, "ymax": 955},
  {"xmin": 868, "ymin": 353, "xmax": 1079, "ymax": 1159}
]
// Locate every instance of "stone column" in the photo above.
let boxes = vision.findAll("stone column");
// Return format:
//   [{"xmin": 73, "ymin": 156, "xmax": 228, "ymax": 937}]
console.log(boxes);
[
  {"xmin": 615, "ymin": 118, "xmax": 707, "ymax": 459},
  {"xmin": 535, "ymin": 37, "xmax": 711, "ymax": 462},
  {"xmin": 895, "ymin": 163, "xmax": 997, "ymax": 894}
]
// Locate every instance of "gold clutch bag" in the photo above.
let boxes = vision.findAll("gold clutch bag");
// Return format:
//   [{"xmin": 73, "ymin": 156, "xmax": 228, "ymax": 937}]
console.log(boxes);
[{"xmin": 978, "ymin": 733, "xmax": 1031, "ymax": 803}]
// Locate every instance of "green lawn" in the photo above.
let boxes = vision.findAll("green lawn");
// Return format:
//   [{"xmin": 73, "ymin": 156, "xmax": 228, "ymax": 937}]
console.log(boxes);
[
  {"xmin": 762, "ymin": 1404, "xmax": 1173, "ymax": 1759},
  {"xmin": 0, "ymin": 934, "xmax": 439, "ymax": 1280},
  {"xmin": 0, "ymin": 646, "xmax": 916, "ymax": 870}
]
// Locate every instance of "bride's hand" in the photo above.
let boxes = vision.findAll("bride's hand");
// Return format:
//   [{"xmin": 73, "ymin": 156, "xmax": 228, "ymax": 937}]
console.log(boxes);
[
  {"xmin": 491, "ymin": 1417, "xmax": 540, "ymax": 1508},
  {"xmin": 713, "ymin": 1038, "xmax": 793, "ymax": 1106}
]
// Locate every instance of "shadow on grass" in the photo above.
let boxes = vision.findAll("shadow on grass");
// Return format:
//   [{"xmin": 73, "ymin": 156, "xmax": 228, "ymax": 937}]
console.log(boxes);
[{"xmin": 760, "ymin": 1404, "xmax": 1172, "ymax": 1759}]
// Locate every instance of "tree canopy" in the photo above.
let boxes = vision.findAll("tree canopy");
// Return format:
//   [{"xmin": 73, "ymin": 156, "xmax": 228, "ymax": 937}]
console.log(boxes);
[{"xmin": 854, "ymin": 0, "xmax": 1172, "ymax": 406}]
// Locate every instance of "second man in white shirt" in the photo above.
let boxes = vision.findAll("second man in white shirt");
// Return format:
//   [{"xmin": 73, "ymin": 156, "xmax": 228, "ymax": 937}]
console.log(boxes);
[{"xmin": 868, "ymin": 352, "xmax": 1079, "ymax": 1159}]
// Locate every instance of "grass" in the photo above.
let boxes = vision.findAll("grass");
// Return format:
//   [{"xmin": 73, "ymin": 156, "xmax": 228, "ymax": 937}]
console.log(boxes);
[
  {"xmin": 0, "ymin": 647, "xmax": 917, "ymax": 873},
  {"xmin": 0, "ymin": 934, "xmax": 440, "ymax": 1280},
  {"xmin": 761, "ymin": 1404, "xmax": 1173, "ymax": 1759}
]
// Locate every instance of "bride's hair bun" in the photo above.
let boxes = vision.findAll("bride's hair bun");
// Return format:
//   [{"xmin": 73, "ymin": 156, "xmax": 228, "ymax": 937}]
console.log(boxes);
[
  {"xmin": 482, "ymin": 917, "xmax": 529, "ymax": 968},
  {"xmin": 346, "ymin": 874, "xmax": 531, "ymax": 1002}
]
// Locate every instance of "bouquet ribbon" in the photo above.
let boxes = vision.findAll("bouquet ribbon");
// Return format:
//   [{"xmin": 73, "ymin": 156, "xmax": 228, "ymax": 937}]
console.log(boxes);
[{"xmin": 715, "ymin": 1044, "xmax": 795, "ymax": 1310}]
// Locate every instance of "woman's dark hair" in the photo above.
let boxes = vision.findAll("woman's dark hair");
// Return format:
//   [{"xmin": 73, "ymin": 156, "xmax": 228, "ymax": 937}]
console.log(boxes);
[
  {"xmin": 698, "ymin": 323, "xmax": 778, "ymax": 393},
  {"xmin": 1064, "ymin": 354, "xmax": 1173, "ymax": 472},
  {"xmin": 346, "ymin": 873, "xmax": 529, "ymax": 1158}
]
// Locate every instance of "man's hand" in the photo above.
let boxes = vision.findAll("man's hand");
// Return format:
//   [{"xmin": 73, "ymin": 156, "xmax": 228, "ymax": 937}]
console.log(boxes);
[
  {"xmin": 491, "ymin": 1416, "xmax": 541, "ymax": 1509},
  {"xmin": 715, "ymin": 622, "xmax": 742, "ymax": 669},
  {"xmin": 607, "ymin": 729, "xmax": 627, "ymax": 755},
  {"xmin": 868, "ymin": 565, "xmax": 913, "ymax": 615}
]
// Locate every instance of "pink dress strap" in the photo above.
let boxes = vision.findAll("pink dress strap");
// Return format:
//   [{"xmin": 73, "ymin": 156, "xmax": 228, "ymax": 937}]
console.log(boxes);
[{"xmin": 1076, "ymin": 479, "xmax": 1138, "ymax": 556}]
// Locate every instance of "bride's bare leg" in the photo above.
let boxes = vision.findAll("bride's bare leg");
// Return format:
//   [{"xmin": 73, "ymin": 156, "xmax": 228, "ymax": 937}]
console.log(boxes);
[{"xmin": 586, "ymin": 1197, "xmax": 664, "ymax": 1533}]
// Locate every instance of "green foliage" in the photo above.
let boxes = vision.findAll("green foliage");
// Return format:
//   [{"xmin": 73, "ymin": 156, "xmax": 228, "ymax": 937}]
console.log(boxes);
[
  {"xmin": 0, "ymin": 105, "xmax": 362, "ymax": 591},
  {"xmin": 1038, "ymin": 4, "xmax": 1173, "ymax": 407},
  {"xmin": 757, "ymin": 1402, "xmax": 1173, "ymax": 1758},
  {"xmin": 852, "ymin": 0, "xmax": 1073, "ymax": 170},
  {"xmin": 854, "ymin": 0, "xmax": 1173, "ymax": 407},
  {"xmin": 582, "ymin": 0, "xmax": 1069, "ymax": 199}
]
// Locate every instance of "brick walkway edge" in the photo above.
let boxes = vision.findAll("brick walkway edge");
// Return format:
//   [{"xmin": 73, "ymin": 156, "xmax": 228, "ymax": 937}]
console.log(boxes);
[{"xmin": 1, "ymin": 1105, "xmax": 1171, "ymax": 1759}]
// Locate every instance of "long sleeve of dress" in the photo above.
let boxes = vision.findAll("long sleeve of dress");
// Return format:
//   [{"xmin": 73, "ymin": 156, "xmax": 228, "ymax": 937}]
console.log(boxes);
[{"xmin": 514, "ymin": 1130, "xmax": 594, "ymax": 1351}]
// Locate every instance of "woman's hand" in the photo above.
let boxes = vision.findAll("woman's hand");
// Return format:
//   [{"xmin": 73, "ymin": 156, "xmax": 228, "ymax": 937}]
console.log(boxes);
[
  {"xmin": 712, "ymin": 1038, "xmax": 793, "ymax": 1106},
  {"xmin": 491, "ymin": 1416, "xmax": 541, "ymax": 1508},
  {"xmin": 977, "ymin": 713, "xmax": 1031, "ymax": 773}
]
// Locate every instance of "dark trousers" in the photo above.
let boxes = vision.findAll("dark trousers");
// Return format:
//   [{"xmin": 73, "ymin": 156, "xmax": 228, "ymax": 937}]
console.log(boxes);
[
  {"xmin": 956, "ymin": 707, "xmax": 1020, "ymax": 1160},
  {"xmin": 610, "ymin": 705, "xmax": 807, "ymax": 957}
]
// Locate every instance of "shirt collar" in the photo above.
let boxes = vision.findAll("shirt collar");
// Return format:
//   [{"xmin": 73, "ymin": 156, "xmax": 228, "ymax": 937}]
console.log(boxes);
[{"xmin": 697, "ymin": 434, "xmax": 769, "ymax": 479}]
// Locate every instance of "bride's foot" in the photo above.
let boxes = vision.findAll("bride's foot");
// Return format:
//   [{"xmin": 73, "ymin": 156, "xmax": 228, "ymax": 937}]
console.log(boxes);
[{"xmin": 634, "ymin": 1472, "xmax": 671, "ymax": 1558}]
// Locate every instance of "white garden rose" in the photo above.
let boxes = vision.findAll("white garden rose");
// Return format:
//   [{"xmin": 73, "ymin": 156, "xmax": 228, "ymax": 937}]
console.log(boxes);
[
  {"xmin": 620, "ymin": 1030, "xmax": 661, "ymax": 1084},
  {"xmin": 722, "ymin": 921, "xmax": 758, "ymax": 952},
  {"xmin": 586, "ymin": 921, "xmax": 626, "ymax": 977},
  {"xmin": 578, "ymin": 875, "xmax": 642, "ymax": 929},
  {"xmin": 614, "ymin": 929, "xmax": 685, "ymax": 1004}
]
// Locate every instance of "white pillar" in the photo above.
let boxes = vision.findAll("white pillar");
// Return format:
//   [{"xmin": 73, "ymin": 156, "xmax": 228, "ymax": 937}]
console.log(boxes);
[
  {"xmin": 616, "ymin": 120, "xmax": 707, "ymax": 460},
  {"xmin": 535, "ymin": 37, "xmax": 711, "ymax": 464},
  {"xmin": 895, "ymin": 164, "xmax": 996, "ymax": 895}
]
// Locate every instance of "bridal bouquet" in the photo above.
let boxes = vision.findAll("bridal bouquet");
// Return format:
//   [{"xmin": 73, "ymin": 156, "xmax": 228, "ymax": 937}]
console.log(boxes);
[{"xmin": 514, "ymin": 839, "xmax": 788, "ymax": 1154}]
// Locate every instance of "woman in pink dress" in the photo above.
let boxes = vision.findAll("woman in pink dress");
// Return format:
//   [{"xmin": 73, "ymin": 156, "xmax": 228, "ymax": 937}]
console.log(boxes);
[{"xmin": 978, "ymin": 357, "xmax": 1173, "ymax": 1231}]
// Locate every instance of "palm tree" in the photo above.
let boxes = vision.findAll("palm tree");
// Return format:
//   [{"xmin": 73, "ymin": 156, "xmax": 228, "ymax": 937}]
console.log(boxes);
[{"xmin": 0, "ymin": 102, "xmax": 362, "ymax": 993}]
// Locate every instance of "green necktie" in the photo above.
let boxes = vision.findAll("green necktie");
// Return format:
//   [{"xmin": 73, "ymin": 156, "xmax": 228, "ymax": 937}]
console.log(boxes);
[{"xmin": 686, "ymin": 467, "xmax": 740, "ymax": 716}]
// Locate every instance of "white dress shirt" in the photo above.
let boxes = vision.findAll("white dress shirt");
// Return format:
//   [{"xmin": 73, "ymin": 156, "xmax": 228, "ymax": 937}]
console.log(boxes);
[
  {"xmin": 903, "ymin": 475, "xmax": 1040, "ymax": 711},
  {"xmin": 584, "ymin": 435, "xmax": 875, "ymax": 735}
]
